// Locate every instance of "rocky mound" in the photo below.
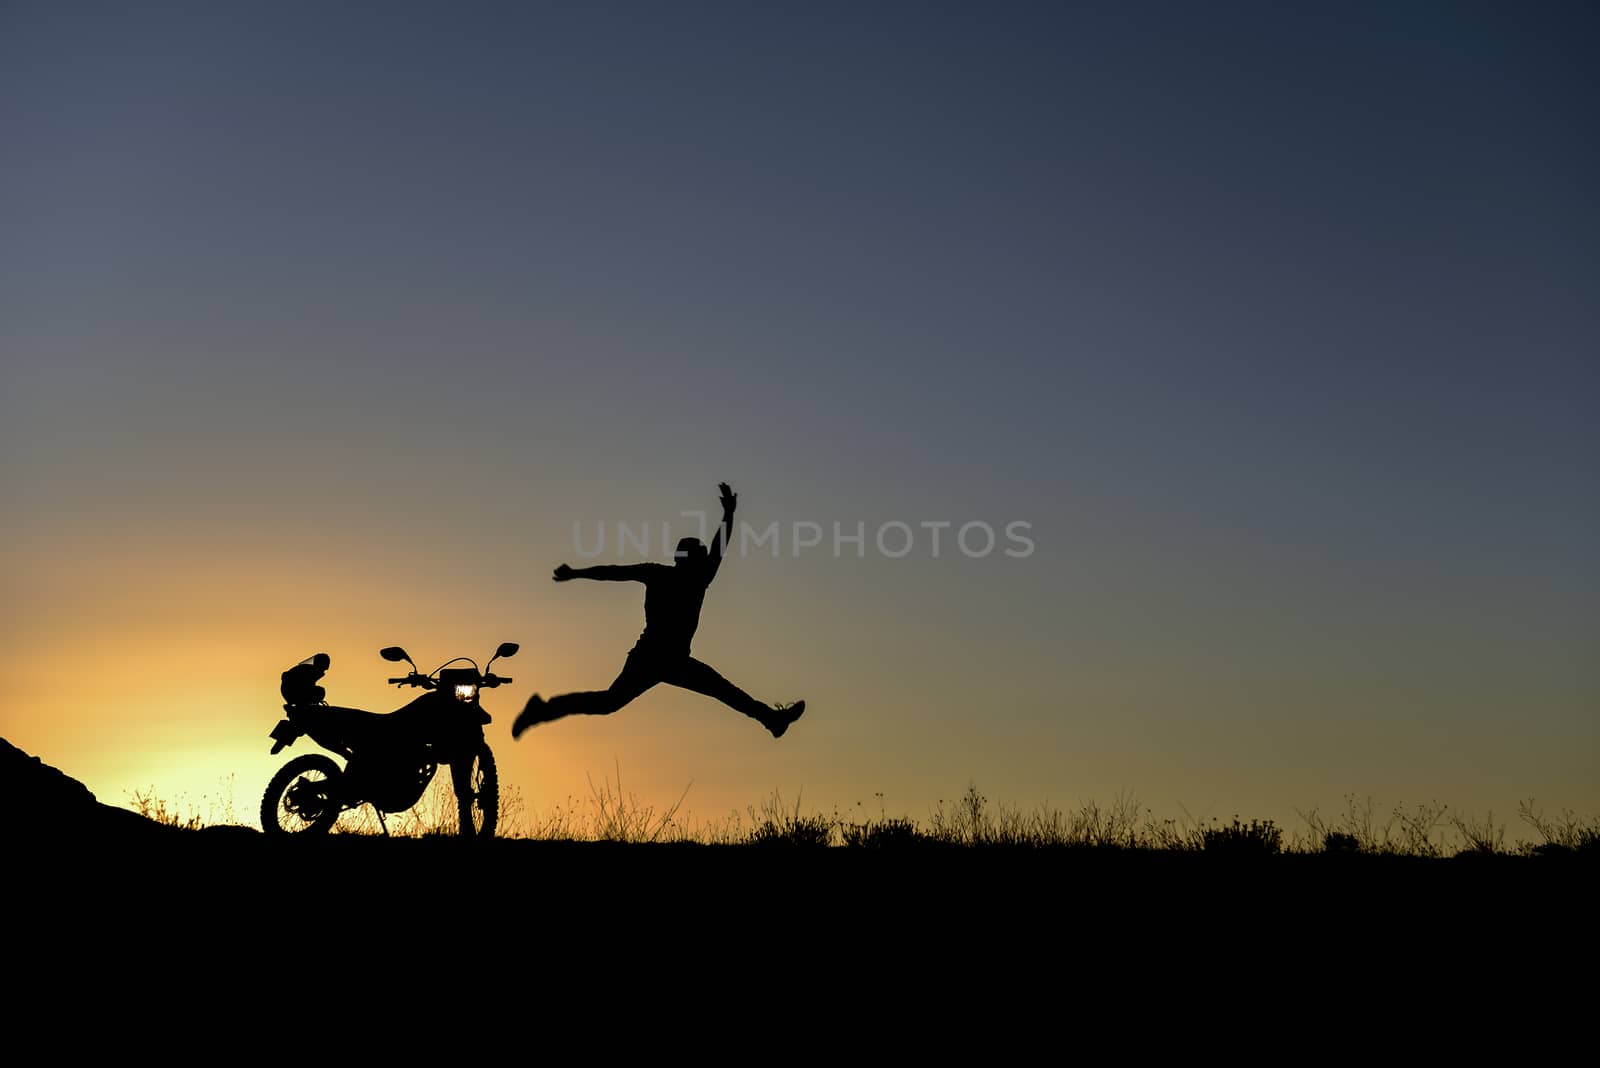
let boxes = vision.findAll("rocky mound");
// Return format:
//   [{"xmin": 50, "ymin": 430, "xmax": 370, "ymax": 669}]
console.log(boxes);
[{"xmin": 1, "ymin": 737, "xmax": 167, "ymax": 836}]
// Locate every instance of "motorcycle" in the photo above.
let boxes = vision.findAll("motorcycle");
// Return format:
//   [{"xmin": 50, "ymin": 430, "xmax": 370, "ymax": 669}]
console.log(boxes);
[{"xmin": 260, "ymin": 642, "xmax": 518, "ymax": 838}]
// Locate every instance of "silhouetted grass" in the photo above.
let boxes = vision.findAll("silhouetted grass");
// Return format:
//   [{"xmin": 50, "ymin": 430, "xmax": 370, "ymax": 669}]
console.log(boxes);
[
  {"xmin": 131, "ymin": 774, "xmax": 1597, "ymax": 859},
  {"xmin": 509, "ymin": 781, "xmax": 1597, "ymax": 857},
  {"xmin": 1201, "ymin": 817, "xmax": 1283, "ymax": 856},
  {"xmin": 1516, "ymin": 799, "xmax": 1600, "ymax": 857},
  {"xmin": 746, "ymin": 789, "xmax": 833, "ymax": 847},
  {"xmin": 130, "ymin": 774, "xmax": 241, "ymax": 831}
]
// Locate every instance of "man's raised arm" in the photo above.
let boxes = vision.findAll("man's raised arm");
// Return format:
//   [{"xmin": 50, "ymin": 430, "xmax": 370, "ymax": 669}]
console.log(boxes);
[
  {"xmin": 553, "ymin": 563, "xmax": 655, "ymax": 582},
  {"xmin": 707, "ymin": 482, "xmax": 737, "ymax": 579}
]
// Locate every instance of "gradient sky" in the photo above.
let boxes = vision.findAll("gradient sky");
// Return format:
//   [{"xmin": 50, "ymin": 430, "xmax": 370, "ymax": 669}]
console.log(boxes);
[{"xmin": 3, "ymin": 2, "xmax": 1595, "ymax": 834}]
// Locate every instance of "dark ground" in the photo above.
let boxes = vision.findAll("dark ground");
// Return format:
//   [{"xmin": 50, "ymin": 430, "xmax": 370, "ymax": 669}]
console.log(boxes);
[
  {"xmin": 4, "ymin": 737, "xmax": 1592, "ymax": 1020},
  {"xmin": 13, "ymin": 828, "xmax": 1592, "ymax": 942},
  {"xmin": 7, "ymin": 824, "xmax": 1594, "ymax": 1045}
]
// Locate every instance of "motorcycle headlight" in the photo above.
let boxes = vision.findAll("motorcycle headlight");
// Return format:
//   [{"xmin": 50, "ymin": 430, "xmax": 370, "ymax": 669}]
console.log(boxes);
[{"xmin": 454, "ymin": 683, "xmax": 478, "ymax": 703}]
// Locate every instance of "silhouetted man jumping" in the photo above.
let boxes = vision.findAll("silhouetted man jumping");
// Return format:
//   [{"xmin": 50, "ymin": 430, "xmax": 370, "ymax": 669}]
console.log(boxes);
[{"xmin": 513, "ymin": 483, "xmax": 805, "ymax": 740}]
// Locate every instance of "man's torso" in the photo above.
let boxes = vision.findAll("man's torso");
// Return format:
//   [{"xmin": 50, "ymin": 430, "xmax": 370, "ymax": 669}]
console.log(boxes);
[{"xmin": 635, "ymin": 564, "xmax": 709, "ymax": 655}]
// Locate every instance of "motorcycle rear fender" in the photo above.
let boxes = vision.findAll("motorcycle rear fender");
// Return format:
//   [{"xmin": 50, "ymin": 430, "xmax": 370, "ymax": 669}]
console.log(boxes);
[{"xmin": 268, "ymin": 718, "xmax": 302, "ymax": 755}]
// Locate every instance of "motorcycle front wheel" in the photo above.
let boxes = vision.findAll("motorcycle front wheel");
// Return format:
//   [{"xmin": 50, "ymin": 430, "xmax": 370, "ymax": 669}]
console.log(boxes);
[
  {"xmin": 261, "ymin": 754, "xmax": 343, "ymax": 835},
  {"xmin": 455, "ymin": 741, "xmax": 498, "ymax": 839}
]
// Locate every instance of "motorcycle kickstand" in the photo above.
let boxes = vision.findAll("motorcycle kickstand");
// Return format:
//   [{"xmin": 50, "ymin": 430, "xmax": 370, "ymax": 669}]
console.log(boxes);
[{"xmin": 372, "ymin": 805, "xmax": 389, "ymax": 837}]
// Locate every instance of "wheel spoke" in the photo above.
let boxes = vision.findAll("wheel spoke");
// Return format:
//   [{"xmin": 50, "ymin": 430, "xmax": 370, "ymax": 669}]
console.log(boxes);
[{"xmin": 263, "ymin": 757, "xmax": 341, "ymax": 835}]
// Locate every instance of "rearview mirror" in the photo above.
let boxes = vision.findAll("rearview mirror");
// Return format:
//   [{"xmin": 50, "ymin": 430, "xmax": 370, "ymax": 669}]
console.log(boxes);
[
  {"xmin": 495, "ymin": 642, "xmax": 520, "ymax": 659},
  {"xmin": 380, "ymin": 646, "xmax": 411, "ymax": 663}
]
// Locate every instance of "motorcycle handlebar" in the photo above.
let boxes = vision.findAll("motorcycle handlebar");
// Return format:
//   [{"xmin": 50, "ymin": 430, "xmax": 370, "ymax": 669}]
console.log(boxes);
[{"xmin": 388, "ymin": 674, "xmax": 510, "ymax": 688}]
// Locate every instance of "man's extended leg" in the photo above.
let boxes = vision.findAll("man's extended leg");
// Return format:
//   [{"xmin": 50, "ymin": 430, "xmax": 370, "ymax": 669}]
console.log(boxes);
[
  {"xmin": 513, "ymin": 654, "xmax": 660, "ymax": 738},
  {"xmin": 663, "ymin": 657, "xmax": 805, "ymax": 738}
]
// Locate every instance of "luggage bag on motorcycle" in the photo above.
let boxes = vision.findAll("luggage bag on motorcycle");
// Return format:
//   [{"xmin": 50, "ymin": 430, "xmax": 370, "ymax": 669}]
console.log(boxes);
[{"xmin": 281, "ymin": 652, "xmax": 331, "ymax": 705}]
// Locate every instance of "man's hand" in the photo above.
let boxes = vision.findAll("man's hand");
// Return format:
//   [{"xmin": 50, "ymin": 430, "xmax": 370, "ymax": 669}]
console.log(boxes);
[
  {"xmin": 719, "ymin": 482, "xmax": 738, "ymax": 515},
  {"xmin": 552, "ymin": 563, "xmax": 575, "ymax": 582}
]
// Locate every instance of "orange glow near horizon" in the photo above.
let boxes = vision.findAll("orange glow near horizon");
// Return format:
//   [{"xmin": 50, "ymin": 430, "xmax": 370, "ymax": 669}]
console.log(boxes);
[
  {"xmin": 8, "ymin": 509, "xmax": 1597, "ymax": 836},
  {"xmin": 2, "ymin": 521, "xmax": 856, "ymax": 830}
]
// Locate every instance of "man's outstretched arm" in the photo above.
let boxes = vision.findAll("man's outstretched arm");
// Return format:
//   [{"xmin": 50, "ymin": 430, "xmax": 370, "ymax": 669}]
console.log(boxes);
[
  {"xmin": 706, "ymin": 482, "xmax": 737, "ymax": 581},
  {"xmin": 553, "ymin": 563, "xmax": 656, "ymax": 582}
]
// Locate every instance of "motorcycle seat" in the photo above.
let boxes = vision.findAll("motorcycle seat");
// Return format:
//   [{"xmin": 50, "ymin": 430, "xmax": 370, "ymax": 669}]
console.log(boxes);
[{"xmin": 287, "ymin": 704, "xmax": 392, "ymax": 748}]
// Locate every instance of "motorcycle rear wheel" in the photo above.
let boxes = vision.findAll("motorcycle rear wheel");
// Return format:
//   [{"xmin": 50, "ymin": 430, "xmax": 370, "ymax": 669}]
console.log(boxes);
[
  {"xmin": 261, "ymin": 754, "xmax": 343, "ymax": 835},
  {"xmin": 456, "ymin": 741, "xmax": 498, "ymax": 839}
]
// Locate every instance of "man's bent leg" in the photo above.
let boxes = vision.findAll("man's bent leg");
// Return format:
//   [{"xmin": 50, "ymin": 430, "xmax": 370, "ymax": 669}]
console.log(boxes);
[
  {"xmin": 663, "ymin": 657, "xmax": 773, "ymax": 723},
  {"xmin": 515, "ymin": 654, "xmax": 661, "ymax": 738},
  {"xmin": 538, "ymin": 655, "xmax": 661, "ymax": 721}
]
